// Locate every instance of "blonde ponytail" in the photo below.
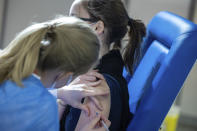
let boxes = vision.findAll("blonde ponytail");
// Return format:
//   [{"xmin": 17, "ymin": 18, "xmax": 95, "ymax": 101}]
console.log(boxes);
[
  {"xmin": 0, "ymin": 24, "xmax": 48, "ymax": 86},
  {"xmin": 0, "ymin": 16, "xmax": 100, "ymax": 86}
]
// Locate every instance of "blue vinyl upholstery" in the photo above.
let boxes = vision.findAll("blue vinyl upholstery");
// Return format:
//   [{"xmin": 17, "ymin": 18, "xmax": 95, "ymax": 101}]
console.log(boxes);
[{"xmin": 125, "ymin": 11, "xmax": 197, "ymax": 131}]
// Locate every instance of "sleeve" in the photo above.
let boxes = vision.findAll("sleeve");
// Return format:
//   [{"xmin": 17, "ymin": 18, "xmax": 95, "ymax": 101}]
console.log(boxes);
[{"xmin": 33, "ymin": 91, "xmax": 59, "ymax": 131}]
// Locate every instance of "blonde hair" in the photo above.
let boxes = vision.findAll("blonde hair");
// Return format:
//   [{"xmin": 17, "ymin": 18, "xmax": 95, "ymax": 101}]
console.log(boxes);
[{"xmin": 0, "ymin": 16, "xmax": 100, "ymax": 86}]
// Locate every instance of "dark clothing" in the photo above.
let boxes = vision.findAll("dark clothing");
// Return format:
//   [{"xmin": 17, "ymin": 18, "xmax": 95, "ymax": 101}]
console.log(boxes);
[{"xmin": 60, "ymin": 50, "xmax": 133, "ymax": 131}]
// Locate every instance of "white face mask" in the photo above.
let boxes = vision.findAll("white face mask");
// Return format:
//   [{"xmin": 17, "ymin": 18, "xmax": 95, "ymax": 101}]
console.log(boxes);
[
  {"xmin": 48, "ymin": 75, "xmax": 73, "ymax": 90},
  {"xmin": 50, "ymin": 81, "xmax": 57, "ymax": 89},
  {"xmin": 66, "ymin": 75, "xmax": 73, "ymax": 85}
]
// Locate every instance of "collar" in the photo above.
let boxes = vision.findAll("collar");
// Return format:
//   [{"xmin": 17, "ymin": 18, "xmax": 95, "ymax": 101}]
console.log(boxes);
[
  {"xmin": 96, "ymin": 49, "xmax": 124, "ymax": 77},
  {"xmin": 32, "ymin": 73, "xmax": 41, "ymax": 80}
]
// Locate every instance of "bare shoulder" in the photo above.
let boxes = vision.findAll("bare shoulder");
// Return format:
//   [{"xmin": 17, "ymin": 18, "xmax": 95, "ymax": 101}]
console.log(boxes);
[{"xmin": 75, "ymin": 79, "xmax": 111, "ymax": 131}]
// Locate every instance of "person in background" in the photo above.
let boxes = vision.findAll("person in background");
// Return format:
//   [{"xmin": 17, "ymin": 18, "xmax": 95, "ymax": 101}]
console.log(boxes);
[
  {"xmin": 60, "ymin": 0, "xmax": 146, "ymax": 131},
  {"xmin": 0, "ymin": 16, "xmax": 110, "ymax": 131}
]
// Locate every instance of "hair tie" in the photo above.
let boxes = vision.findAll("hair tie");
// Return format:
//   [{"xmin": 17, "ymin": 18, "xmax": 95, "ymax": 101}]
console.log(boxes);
[
  {"xmin": 46, "ymin": 23, "xmax": 57, "ymax": 33},
  {"xmin": 41, "ymin": 23, "xmax": 57, "ymax": 46},
  {"xmin": 128, "ymin": 18, "xmax": 133, "ymax": 26}
]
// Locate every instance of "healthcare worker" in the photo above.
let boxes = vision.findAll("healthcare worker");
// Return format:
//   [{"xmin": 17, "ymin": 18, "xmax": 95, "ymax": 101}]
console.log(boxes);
[{"xmin": 0, "ymin": 16, "xmax": 110, "ymax": 131}]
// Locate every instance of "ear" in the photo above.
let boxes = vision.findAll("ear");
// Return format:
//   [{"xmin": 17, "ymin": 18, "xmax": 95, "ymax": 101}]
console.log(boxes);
[{"xmin": 94, "ymin": 20, "xmax": 105, "ymax": 35}]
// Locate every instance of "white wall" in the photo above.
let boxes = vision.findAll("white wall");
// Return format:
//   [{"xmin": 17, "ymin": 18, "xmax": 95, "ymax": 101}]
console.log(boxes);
[
  {"xmin": 128, "ymin": 0, "xmax": 190, "ymax": 25},
  {"xmin": 181, "ymin": 61, "xmax": 197, "ymax": 117},
  {"xmin": 194, "ymin": 1, "xmax": 197, "ymax": 23},
  {"xmin": 0, "ymin": 0, "xmax": 5, "ymax": 32},
  {"xmin": 0, "ymin": 0, "xmax": 5, "ymax": 48},
  {"xmin": 2, "ymin": 0, "xmax": 74, "ymax": 48}
]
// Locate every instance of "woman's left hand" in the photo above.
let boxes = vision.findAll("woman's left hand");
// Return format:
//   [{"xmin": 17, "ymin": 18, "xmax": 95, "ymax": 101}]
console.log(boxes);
[
  {"xmin": 57, "ymin": 83, "xmax": 109, "ymax": 115},
  {"xmin": 70, "ymin": 70, "xmax": 105, "ymax": 87},
  {"xmin": 69, "ymin": 70, "xmax": 109, "ymax": 112},
  {"xmin": 76, "ymin": 113, "xmax": 111, "ymax": 131}
]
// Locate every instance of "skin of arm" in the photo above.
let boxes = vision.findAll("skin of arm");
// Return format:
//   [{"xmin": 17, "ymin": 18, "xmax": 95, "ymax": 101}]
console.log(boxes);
[
  {"xmin": 75, "ymin": 79, "xmax": 111, "ymax": 131},
  {"xmin": 56, "ymin": 76, "xmax": 109, "ymax": 121}
]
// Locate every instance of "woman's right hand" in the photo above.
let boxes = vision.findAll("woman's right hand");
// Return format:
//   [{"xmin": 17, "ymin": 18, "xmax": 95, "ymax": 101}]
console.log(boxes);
[{"xmin": 76, "ymin": 113, "xmax": 111, "ymax": 131}]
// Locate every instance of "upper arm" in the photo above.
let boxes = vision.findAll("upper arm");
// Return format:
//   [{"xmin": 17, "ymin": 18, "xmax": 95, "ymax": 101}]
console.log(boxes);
[{"xmin": 75, "ymin": 79, "xmax": 111, "ymax": 131}]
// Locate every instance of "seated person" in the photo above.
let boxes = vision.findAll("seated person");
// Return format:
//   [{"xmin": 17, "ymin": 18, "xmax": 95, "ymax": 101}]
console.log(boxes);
[{"xmin": 60, "ymin": 0, "xmax": 146, "ymax": 130}]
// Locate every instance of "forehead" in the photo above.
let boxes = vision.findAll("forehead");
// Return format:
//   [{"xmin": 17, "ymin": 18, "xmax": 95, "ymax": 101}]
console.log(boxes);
[{"xmin": 69, "ymin": 0, "xmax": 90, "ymax": 18}]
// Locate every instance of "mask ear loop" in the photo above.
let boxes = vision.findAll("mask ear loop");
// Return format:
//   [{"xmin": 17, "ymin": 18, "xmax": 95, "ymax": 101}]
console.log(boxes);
[
  {"xmin": 53, "ymin": 73, "xmax": 73, "ymax": 88},
  {"xmin": 50, "ymin": 81, "xmax": 57, "ymax": 89},
  {"xmin": 66, "ymin": 75, "xmax": 73, "ymax": 85},
  {"xmin": 48, "ymin": 72, "xmax": 60, "ymax": 89}
]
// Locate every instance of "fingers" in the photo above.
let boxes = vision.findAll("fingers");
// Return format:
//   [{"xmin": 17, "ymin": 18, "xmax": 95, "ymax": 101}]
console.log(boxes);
[
  {"xmin": 78, "ymin": 113, "xmax": 102, "ymax": 131},
  {"xmin": 89, "ymin": 96, "xmax": 103, "ymax": 111},
  {"xmin": 88, "ymin": 113, "xmax": 102, "ymax": 128},
  {"xmin": 86, "ymin": 80, "xmax": 102, "ymax": 87},
  {"xmin": 83, "ymin": 87, "xmax": 109, "ymax": 98},
  {"xmin": 72, "ymin": 71, "xmax": 104, "ymax": 88},
  {"xmin": 82, "ymin": 71, "xmax": 104, "ymax": 82},
  {"xmin": 73, "ymin": 78, "xmax": 101, "ymax": 87},
  {"xmin": 101, "ymin": 115, "xmax": 111, "ymax": 127},
  {"xmin": 80, "ymin": 75, "xmax": 97, "ymax": 82},
  {"xmin": 93, "ymin": 69, "xmax": 99, "ymax": 72},
  {"xmin": 87, "ymin": 71, "xmax": 104, "ymax": 80},
  {"xmin": 77, "ymin": 104, "xmax": 90, "ymax": 116}
]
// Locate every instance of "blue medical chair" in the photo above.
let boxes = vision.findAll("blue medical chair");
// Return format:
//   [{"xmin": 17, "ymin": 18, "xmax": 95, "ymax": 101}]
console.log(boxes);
[{"xmin": 124, "ymin": 11, "xmax": 197, "ymax": 131}]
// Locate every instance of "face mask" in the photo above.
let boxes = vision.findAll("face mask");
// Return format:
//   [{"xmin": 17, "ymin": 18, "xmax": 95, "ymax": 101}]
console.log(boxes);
[
  {"xmin": 48, "ymin": 74, "xmax": 73, "ymax": 90},
  {"xmin": 66, "ymin": 75, "xmax": 73, "ymax": 85},
  {"xmin": 48, "ymin": 81, "xmax": 56, "ymax": 90}
]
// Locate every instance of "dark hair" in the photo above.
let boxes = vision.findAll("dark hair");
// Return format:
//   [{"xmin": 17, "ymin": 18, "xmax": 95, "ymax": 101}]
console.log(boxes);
[{"xmin": 82, "ymin": 0, "xmax": 146, "ymax": 74}]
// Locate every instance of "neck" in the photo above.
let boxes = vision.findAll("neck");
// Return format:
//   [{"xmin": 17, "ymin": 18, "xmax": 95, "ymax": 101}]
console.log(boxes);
[
  {"xmin": 99, "ymin": 44, "xmax": 109, "ymax": 58},
  {"xmin": 99, "ymin": 36, "xmax": 110, "ymax": 58}
]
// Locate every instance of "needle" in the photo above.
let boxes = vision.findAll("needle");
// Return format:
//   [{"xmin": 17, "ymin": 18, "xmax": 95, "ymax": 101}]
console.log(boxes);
[{"xmin": 101, "ymin": 120, "xmax": 109, "ymax": 131}]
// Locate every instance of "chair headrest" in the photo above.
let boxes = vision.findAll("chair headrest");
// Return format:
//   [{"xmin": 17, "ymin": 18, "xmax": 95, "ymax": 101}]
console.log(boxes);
[{"xmin": 147, "ymin": 11, "xmax": 197, "ymax": 48}]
